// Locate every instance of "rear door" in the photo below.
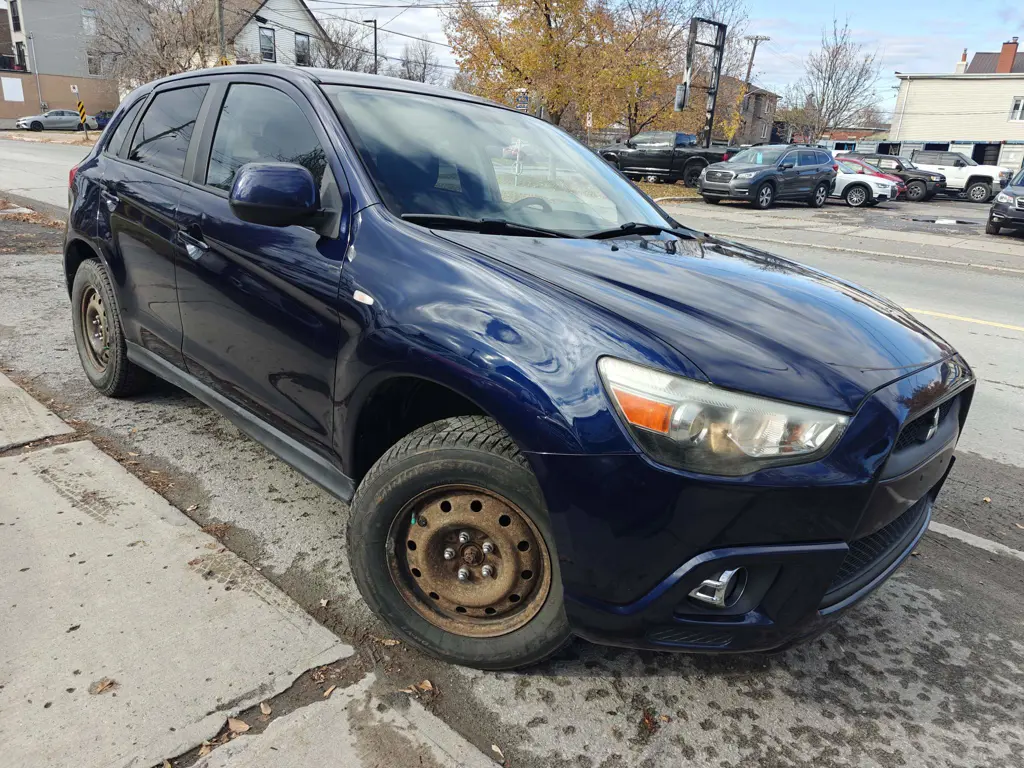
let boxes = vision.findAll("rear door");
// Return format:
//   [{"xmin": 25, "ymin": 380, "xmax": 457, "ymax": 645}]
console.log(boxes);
[
  {"xmin": 794, "ymin": 150, "xmax": 820, "ymax": 196},
  {"xmin": 97, "ymin": 83, "xmax": 210, "ymax": 367},
  {"xmin": 174, "ymin": 75, "xmax": 349, "ymax": 451}
]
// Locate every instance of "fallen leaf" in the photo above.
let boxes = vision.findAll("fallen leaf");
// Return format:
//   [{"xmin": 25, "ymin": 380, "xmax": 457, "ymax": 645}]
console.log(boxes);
[
  {"xmin": 163, "ymin": 761, "xmax": 172, "ymax": 768},
  {"xmin": 491, "ymin": 745, "xmax": 505, "ymax": 760},
  {"xmin": 659, "ymin": 714, "xmax": 671, "ymax": 723},
  {"xmin": 1015, "ymin": 523, "xmax": 1024, "ymax": 530},
  {"xmin": 982, "ymin": 497, "xmax": 992, "ymax": 503},
  {"xmin": 323, "ymin": 685, "xmax": 337, "ymax": 698},
  {"xmin": 260, "ymin": 701, "xmax": 272, "ymax": 716},
  {"xmin": 187, "ymin": 558, "xmax": 201, "ymax": 566},
  {"xmin": 197, "ymin": 743, "xmax": 211, "ymax": 757},
  {"xmin": 205, "ymin": 542, "xmax": 219, "ymax": 550},
  {"xmin": 186, "ymin": 504, "xmax": 199, "ymax": 512},
  {"xmin": 416, "ymin": 679, "xmax": 434, "ymax": 693},
  {"xmin": 88, "ymin": 677, "xmax": 117, "ymax": 694},
  {"xmin": 129, "ymin": 452, "xmax": 140, "ymax": 457},
  {"xmin": 319, "ymin": 598, "xmax": 329, "ymax": 608},
  {"xmin": 227, "ymin": 717, "xmax": 250, "ymax": 733},
  {"xmin": 911, "ymin": 550, "xmax": 920, "ymax": 557},
  {"xmin": 400, "ymin": 687, "xmax": 416, "ymax": 694},
  {"xmin": 380, "ymin": 638, "xmax": 400, "ymax": 647}
]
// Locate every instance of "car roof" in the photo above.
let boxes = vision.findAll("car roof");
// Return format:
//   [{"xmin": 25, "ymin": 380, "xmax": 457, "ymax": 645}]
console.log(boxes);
[{"xmin": 136, "ymin": 64, "xmax": 509, "ymax": 111}]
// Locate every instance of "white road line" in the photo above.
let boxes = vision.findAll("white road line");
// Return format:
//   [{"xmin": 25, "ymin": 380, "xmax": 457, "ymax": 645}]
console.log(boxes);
[{"xmin": 928, "ymin": 521, "xmax": 1024, "ymax": 563}]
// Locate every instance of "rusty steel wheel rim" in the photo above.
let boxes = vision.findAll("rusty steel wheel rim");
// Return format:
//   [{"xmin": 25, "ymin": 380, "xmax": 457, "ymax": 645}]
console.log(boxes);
[
  {"xmin": 386, "ymin": 486, "xmax": 552, "ymax": 638},
  {"xmin": 81, "ymin": 286, "xmax": 110, "ymax": 370}
]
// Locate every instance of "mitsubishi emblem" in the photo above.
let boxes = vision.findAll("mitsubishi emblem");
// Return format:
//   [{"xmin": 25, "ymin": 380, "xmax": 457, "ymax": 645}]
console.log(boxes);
[{"xmin": 925, "ymin": 408, "xmax": 941, "ymax": 441}]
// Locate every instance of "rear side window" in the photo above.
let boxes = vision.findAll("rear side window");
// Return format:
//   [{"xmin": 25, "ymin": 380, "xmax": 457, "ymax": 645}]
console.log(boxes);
[
  {"xmin": 877, "ymin": 158, "xmax": 899, "ymax": 170},
  {"xmin": 815, "ymin": 151, "xmax": 832, "ymax": 165},
  {"xmin": 797, "ymin": 150, "xmax": 818, "ymax": 166},
  {"xmin": 128, "ymin": 85, "xmax": 209, "ymax": 177},
  {"xmin": 205, "ymin": 84, "xmax": 327, "ymax": 192},
  {"xmin": 914, "ymin": 152, "xmax": 939, "ymax": 164},
  {"xmin": 103, "ymin": 99, "xmax": 144, "ymax": 157}
]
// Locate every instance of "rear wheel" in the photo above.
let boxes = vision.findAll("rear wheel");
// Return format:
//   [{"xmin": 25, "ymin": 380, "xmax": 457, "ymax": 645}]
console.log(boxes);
[
  {"xmin": 752, "ymin": 182, "xmax": 774, "ymax": 210},
  {"xmin": 809, "ymin": 182, "xmax": 829, "ymax": 208},
  {"xmin": 348, "ymin": 416, "xmax": 571, "ymax": 670},
  {"xmin": 986, "ymin": 219, "xmax": 1001, "ymax": 236},
  {"xmin": 906, "ymin": 180, "xmax": 927, "ymax": 202},
  {"xmin": 966, "ymin": 181, "xmax": 991, "ymax": 203},
  {"xmin": 683, "ymin": 163, "xmax": 705, "ymax": 187},
  {"xmin": 844, "ymin": 184, "xmax": 869, "ymax": 207}
]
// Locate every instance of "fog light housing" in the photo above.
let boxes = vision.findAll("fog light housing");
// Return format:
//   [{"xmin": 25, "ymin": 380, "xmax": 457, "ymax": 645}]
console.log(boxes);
[{"xmin": 688, "ymin": 567, "xmax": 747, "ymax": 608}]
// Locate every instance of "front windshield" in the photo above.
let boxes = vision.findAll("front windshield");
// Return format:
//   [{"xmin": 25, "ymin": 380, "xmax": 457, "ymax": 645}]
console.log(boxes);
[
  {"xmin": 1013, "ymin": 169, "xmax": 1024, "ymax": 186},
  {"xmin": 323, "ymin": 86, "xmax": 669, "ymax": 236},
  {"xmin": 956, "ymin": 153, "xmax": 978, "ymax": 166},
  {"xmin": 728, "ymin": 147, "xmax": 786, "ymax": 165}
]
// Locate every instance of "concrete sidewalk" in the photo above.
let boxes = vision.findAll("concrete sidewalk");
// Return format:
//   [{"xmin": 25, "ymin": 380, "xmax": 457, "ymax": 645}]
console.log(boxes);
[{"xmin": 0, "ymin": 379, "xmax": 493, "ymax": 768}]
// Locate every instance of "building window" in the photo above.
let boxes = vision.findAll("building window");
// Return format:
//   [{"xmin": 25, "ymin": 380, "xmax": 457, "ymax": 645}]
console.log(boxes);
[
  {"xmin": 88, "ymin": 52, "xmax": 101, "ymax": 75},
  {"xmin": 295, "ymin": 33, "xmax": 310, "ymax": 66},
  {"xmin": 15, "ymin": 41, "xmax": 26, "ymax": 69},
  {"xmin": 1011, "ymin": 98, "xmax": 1024, "ymax": 121},
  {"xmin": 760, "ymin": 121, "xmax": 768, "ymax": 140},
  {"xmin": 82, "ymin": 8, "xmax": 98, "ymax": 34},
  {"xmin": 10, "ymin": 0, "xmax": 21, "ymax": 32},
  {"xmin": 259, "ymin": 27, "xmax": 276, "ymax": 62}
]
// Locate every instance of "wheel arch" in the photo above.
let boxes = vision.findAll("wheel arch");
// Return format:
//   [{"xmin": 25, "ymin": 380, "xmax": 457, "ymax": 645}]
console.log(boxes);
[
  {"xmin": 63, "ymin": 237, "xmax": 103, "ymax": 296},
  {"xmin": 844, "ymin": 182, "xmax": 871, "ymax": 200},
  {"xmin": 965, "ymin": 174, "xmax": 994, "ymax": 187}
]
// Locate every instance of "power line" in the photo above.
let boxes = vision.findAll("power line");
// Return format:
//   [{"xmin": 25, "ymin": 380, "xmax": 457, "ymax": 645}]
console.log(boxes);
[{"xmin": 271, "ymin": 6, "xmax": 457, "ymax": 49}]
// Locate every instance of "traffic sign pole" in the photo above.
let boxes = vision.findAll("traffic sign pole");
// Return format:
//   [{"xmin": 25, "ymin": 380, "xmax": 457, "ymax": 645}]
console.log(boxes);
[{"xmin": 71, "ymin": 84, "xmax": 88, "ymax": 139}]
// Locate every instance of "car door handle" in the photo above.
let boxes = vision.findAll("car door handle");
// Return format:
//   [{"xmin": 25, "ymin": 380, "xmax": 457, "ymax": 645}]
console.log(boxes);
[
  {"xmin": 101, "ymin": 190, "xmax": 119, "ymax": 212},
  {"xmin": 178, "ymin": 231, "xmax": 209, "ymax": 261}
]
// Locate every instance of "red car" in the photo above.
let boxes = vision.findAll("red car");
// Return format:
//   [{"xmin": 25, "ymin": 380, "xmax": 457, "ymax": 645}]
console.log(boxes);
[{"xmin": 838, "ymin": 155, "xmax": 908, "ymax": 199}]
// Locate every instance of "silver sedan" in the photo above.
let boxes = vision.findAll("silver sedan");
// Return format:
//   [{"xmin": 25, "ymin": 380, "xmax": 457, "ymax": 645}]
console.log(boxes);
[{"xmin": 15, "ymin": 109, "xmax": 99, "ymax": 131}]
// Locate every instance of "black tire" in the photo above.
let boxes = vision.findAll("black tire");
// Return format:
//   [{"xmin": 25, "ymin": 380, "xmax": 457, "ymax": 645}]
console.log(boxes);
[
  {"xmin": 30, "ymin": 121, "xmax": 43, "ymax": 132},
  {"xmin": 752, "ymin": 182, "xmax": 774, "ymax": 210},
  {"xmin": 809, "ymin": 182, "xmax": 829, "ymax": 208},
  {"xmin": 966, "ymin": 181, "xmax": 991, "ymax": 204},
  {"xmin": 844, "ymin": 184, "xmax": 870, "ymax": 207},
  {"xmin": 348, "ymin": 416, "xmax": 571, "ymax": 670},
  {"xmin": 906, "ymin": 180, "xmax": 927, "ymax": 202},
  {"xmin": 986, "ymin": 219, "xmax": 1001, "ymax": 236},
  {"xmin": 71, "ymin": 259, "xmax": 152, "ymax": 397},
  {"xmin": 683, "ymin": 163, "xmax": 705, "ymax": 188},
  {"xmin": 702, "ymin": 195, "xmax": 720, "ymax": 205}
]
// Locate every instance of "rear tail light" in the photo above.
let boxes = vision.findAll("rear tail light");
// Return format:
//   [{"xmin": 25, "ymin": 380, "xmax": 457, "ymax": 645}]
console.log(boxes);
[
  {"xmin": 69, "ymin": 165, "xmax": 79, "ymax": 187},
  {"xmin": 832, "ymin": 164, "xmax": 839, "ymax": 171},
  {"xmin": 722, "ymin": 153, "xmax": 729, "ymax": 161}
]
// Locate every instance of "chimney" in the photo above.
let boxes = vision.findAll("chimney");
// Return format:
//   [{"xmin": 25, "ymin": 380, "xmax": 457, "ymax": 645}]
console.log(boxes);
[
  {"xmin": 997, "ymin": 37, "xmax": 1019, "ymax": 73},
  {"xmin": 955, "ymin": 48, "xmax": 968, "ymax": 74}
]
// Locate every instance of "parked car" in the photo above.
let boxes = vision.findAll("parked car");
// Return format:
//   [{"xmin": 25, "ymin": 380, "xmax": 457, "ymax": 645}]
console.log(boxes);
[
  {"xmin": 698, "ymin": 145, "xmax": 838, "ymax": 209},
  {"xmin": 986, "ymin": 168, "xmax": 1024, "ymax": 235},
  {"xmin": 833, "ymin": 158, "xmax": 899, "ymax": 207},
  {"xmin": 909, "ymin": 150, "xmax": 1010, "ymax": 203},
  {"xmin": 66, "ymin": 66, "xmax": 973, "ymax": 669},
  {"xmin": 850, "ymin": 154, "xmax": 945, "ymax": 202},
  {"xmin": 837, "ymin": 156, "xmax": 907, "ymax": 199},
  {"xmin": 95, "ymin": 110, "xmax": 115, "ymax": 129},
  {"xmin": 598, "ymin": 131, "xmax": 733, "ymax": 186},
  {"xmin": 16, "ymin": 109, "xmax": 98, "ymax": 131}
]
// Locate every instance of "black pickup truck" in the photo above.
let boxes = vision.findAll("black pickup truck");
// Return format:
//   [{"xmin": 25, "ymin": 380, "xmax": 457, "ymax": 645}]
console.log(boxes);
[{"xmin": 598, "ymin": 131, "xmax": 736, "ymax": 186}]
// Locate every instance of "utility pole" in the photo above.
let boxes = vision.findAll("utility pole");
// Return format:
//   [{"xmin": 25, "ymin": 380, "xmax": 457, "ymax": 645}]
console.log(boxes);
[
  {"xmin": 216, "ymin": 0, "xmax": 227, "ymax": 64},
  {"xmin": 364, "ymin": 18, "xmax": 377, "ymax": 74},
  {"xmin": 27, "ymin": 33, "xmax": 43, "ymax": 111},
  {"xmin": 743, "ymin": 35, "xmax": 770, "ymax": 86}
]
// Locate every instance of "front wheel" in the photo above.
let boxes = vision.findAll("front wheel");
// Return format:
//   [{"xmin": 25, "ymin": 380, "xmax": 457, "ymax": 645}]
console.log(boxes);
[
  {"xmin": 348, "ymin": 416, "xmax": 571, "ymax": 670},
  {"xmin": 844, "ymin": 184, "xmax": 869, "ymax": 207},
  {"xmin": 906, "ymin": 180, "xmax": 927, "ymax": 202},
  {"xmin": 30, "ymin": 121, "xmax": 43, "ymax": 132},
  {"xmin": 752, "ymin": 182, "xmax": 774, "ymax": 210},
  {"xmin": 966, "ymin": 181, "xmax": 991, "ymax": 203},
  {"xmin": 986, "ymin": 219, "xmax": 1001, "ymax": 236},
  {"xmin": 809, "ymin": 182, "xmax": 829, "ymax": 208}
]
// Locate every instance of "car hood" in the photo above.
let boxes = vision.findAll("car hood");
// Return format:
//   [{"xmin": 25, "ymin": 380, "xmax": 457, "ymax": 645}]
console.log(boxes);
[
  {"xmin": 435, "ymin": 231, "xmax": 955, "ymax": 413},
  {"xmin": 903, "ymin": 168, "xmax": 941, "ymax": 181},
  {"xmin": 17, "ymin": 115, "xmax": 43, "ymax": 121}
]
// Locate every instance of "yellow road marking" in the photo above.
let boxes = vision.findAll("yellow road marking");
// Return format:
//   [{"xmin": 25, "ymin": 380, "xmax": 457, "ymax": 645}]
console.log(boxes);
[{"xmin": 906, "ymin": 308, "xmax": 1024, "ymax": 334}]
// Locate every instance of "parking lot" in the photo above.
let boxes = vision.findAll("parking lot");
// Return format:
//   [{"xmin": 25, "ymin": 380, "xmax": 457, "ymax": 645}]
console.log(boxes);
[{"xmin": 2, "ymin": 136, "xmax": 1024, "ymax": 767}]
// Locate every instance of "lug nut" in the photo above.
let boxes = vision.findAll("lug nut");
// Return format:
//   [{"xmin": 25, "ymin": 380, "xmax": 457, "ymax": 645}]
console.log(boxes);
[
  {"xmin": 443, "ymin": 547, "xmax": 456, "ymax": 561},
  {"xmin": 458, "ymin": 531, "xmax": 471, "ymax": 544},
  {"xmin": 481, "ymin": 541, "xmax": 495, "ymax": 554},
  {"xmin": 457, "ymin": 567, "xmax": 470, "ymax": 582},
  {"xmin": 481, "ymin": 564, "xmax": 495, "ymax": 578}
]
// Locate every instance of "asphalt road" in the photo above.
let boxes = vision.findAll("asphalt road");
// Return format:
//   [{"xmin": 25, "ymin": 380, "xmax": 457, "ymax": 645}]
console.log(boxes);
[
  {"xmin": 0, "ymin": 137, "xmax": 91, "ymax": 211},
  {"xmin": 1, "ymin": 145, "xmax": 1023, "ymax": 766}
]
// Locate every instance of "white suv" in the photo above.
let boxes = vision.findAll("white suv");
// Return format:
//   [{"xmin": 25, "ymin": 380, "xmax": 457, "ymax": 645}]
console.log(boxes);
[{"xmin": 909, "ymin": 151, "xmax": 1011, "ymax": 203}]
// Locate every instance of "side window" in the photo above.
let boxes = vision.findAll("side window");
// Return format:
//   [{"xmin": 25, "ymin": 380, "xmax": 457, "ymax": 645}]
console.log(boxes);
[
  {"xmin": 205, "ymin": 84, "xmax": 327, "ymax": 192},
  {"xmin": 797, "ymin": 150, "xmax": 817, "ymax": 166},
  {"xmin": 877, "ymin": 158, "xmax": 898, "ymax": 170},
  {"xmin": 780, "ymin": 152, "xmax": 797, "ymax": 167},
  {"xmin": 127, "ymin": 85, "xmax": 208, "ymax": 177},
  {"xmin": 815, "ymin": 151, "xmax": 832, "ymax": 165},
  {"xmin": 914, "ymin": 152, "xmax": 936, "ymax": 164},
  {"xmin": 103, "ymin": 99, "xmax": 144, "ymax": 157},
  {"xmin": 631, "ymin": 133, "xmax": 654, "ymax": 146},
  {"xmin": 259, "ymin": 28, "xmax": 276, "ymax": 61}
]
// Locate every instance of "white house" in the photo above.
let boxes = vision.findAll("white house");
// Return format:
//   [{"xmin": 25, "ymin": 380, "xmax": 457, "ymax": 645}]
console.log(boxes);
[{"xmin": 223, "ymin": 0, "xmax": 325, "ymax": 67}]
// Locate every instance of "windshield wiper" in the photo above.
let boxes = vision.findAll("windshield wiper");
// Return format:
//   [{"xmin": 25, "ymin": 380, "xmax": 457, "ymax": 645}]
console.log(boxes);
[
  {"xmin": 581, "ymin": 221, "xmax": 698, "ymax": 240},
  {"xmin": 401, "ymin": 214, "xmax": 569, "ymax": 238}
]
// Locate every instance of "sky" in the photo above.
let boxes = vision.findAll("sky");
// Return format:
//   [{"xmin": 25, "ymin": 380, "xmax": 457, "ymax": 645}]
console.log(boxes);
[{"xmin": 308, "ymin": 0, "xmax": 1024, "ymax": 112}]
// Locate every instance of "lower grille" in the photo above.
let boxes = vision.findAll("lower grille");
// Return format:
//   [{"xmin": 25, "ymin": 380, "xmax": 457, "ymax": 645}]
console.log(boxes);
[
  {"xmin": 893, "ymin": 397, "xmax": 957, "ymax": 452},
  {"xmin": 646, "ymin": 627, "xmax": 732, "ymax": 648},
  {"xmin": 824, "ymin": 497, "xmax": 930, "ymax": 602},
  {"xmin": 706, "ymin": 170, "xmax": 734, "ymax": 182},
  {"xmin": 1016, "ymin": 198, "xmax": 1024, "ymax": 210}
]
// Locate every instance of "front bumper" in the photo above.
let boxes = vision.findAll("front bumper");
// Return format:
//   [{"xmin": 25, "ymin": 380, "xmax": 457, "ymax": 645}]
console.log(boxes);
[
  {"xmin": 529, "ymin": 357, "xmax": 973, "ymax": 653},
  {"xmin": 990, "ymin": 201, "xmax": 1024, "ymax": 228},
  {"xmin": 698, "ymin": 177, "xmax": 755, "ymax": 199}
]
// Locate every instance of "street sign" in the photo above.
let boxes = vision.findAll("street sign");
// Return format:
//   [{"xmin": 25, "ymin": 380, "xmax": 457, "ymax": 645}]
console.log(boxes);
[
  {"xmin": 70, "ymin": 84, "xmax": 79, "ymax": 94},
  {"xmin": 585, "ymin": 112, "xmax": 593, "ymax": 129},
  {"xmin": 76, "ymin": 100, "xmax": 87, "ymax": 125},
  {"xmin": 219, "ymin": 56, "xmax": 231, "ymax": 66},
  {"xmin": 674, "ymin": 84, "xmax": 688, "ymax": 111},
  {"xmin": 514, "ymin": 92, "xmax": 529, "ymax": 112}
]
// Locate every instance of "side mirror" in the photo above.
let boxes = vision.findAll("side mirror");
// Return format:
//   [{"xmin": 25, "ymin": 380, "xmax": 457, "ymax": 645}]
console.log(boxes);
[
  {"xmin": 625, "ymin": 139, "xmax": 636, "ymax": 149},
  {"xmin": 779, "ymin": 161, "xmax": 795, "ymax": 170},
  {"xmin": 955, "ymin": 160, "xmax": 966, "ymax": 167},
  {"xmin": 229, "ymin": 162, "xmax": 320, "ymax": 228}
]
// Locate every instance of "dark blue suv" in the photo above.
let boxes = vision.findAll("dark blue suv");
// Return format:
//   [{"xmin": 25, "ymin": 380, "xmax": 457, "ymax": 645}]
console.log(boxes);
[{"xmin": 65, "ymin": 66, "xmax": 974, "ymax": 669}]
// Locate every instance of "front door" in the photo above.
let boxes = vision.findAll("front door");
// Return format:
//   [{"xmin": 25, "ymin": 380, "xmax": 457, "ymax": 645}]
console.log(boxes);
[
  {"xmin": 96, "ymin": 84, "xmax": 209, "ymax": 366},
  {"xmin": 777, "ymin": 151, "xmax": 801, "ymax": 197},
  {"xmin": 174, "ymin": 77, "xmax": 349, "ymax": 452}
]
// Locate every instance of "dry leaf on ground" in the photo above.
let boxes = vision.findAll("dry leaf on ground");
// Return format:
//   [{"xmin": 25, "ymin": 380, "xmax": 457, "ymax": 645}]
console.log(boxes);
[
  {"xmin": 323, "ymin": 684, "xmax": 337, "ymax": 698},
  {"xmin": 187, "ymin": 558, "xmax": 201, "ymax": 566},
  {"xmin": 260, "ymin": 701, "xmax": 272, "ymax": 715},
  {"xmin": 88, "ymin": 677, "xmax": 117, "ymax": 694},
  {"xmin": 186, "ymin": 504, "xmax": 199, "ymax": 512},
  {"xmin": 227, "ymin": 717, "xmax": 250, "ymax": 733},
  {"xmin": 380, "ymin": 638, "xmax": 400, "ymax": 647},
  {"xmin": 491, "ymin": 744, "xmax": 505, "ymax": 760},
  {"xmin": 416, "ymin": 679, "xmax": 434, "ymax": 693},
  {"xmin": 197, "ymin": 743, "xmax": 212, "ymax": 757},
  {"xmin": 1016, "ymin": 523, "xmax": 1024, "ymax": 530},
  {"xmin": 163, "ymin": 761, "xmax": 172, "ymax": 768},
  {"xmin": 982, "ymin": 497, "xmax": 992, "ymax": 503},
  {"xmin": 319, "ymin": 598, "xmax": 329, "ymax": 608}
]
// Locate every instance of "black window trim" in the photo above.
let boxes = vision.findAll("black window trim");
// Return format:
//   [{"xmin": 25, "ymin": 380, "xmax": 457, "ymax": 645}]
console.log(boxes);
[
  {"xmin": 259, "ymin": 27, "xmax": 276, "ymax": 62},
  {"xmin": 102, "ymin": 96, "xmax": 147, "ymax": 158}
]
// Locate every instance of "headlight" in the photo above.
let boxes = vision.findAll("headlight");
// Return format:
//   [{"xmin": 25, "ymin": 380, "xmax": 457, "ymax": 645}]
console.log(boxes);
[
  {"xmin": 698, "ymin": 167, "xmax": 708, "ymax": 178},
  {"xmin": 996, "ymin": 192, "xmax": 1014, "ymax": 203},
  {"xmin": 598, "ymin": 358, "xmax": 849, "ymax": 476},
  {"xmin": 735, "ymin": 171, "xmax": 756, "ymax": 180},
  {"xmin": 929, "ymin": 175, "xmax": 943, "ymax": 182}
]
